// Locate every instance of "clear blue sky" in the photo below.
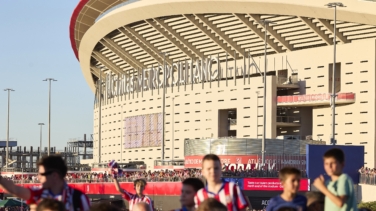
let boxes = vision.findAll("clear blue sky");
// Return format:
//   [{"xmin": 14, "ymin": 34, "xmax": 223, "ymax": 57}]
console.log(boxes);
[{"xmin": 0, "ymin": 1, "xmax": 93, "ymax": 151}]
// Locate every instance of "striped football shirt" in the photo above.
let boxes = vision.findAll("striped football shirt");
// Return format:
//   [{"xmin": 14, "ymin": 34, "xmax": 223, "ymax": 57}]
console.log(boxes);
[
  {"xmin": 122, "ymin": 189, "xmax": 153, "ymax": 211},
  {"xmin": 194, "ymin": 181, "xmax": 248, "ymax": 211}
]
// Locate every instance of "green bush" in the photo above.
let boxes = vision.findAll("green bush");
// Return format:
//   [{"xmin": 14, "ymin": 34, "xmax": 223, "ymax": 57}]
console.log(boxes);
[{"xmin": 358, "ymin": 201, "xmax": 376, "ymax": 211}]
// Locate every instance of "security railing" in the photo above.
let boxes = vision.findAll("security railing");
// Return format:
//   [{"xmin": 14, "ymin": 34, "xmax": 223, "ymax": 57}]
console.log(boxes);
[
  {"xmin": 360, "ymin": 173, "xmax": 376, "ymax": 185},
  {"xmin": 276, "ymin": 76, "xmax": 298, "ymax": 85},
  {"xmin": 229, "ymin": 119, "xmax": 237, "ymax": 125},
  {"xmin": 276, "ymin": 116, "xmax": 301, "ymax": 124}
]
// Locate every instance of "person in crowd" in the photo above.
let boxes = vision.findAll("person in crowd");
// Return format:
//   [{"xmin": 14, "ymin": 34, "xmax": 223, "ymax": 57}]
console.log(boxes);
[
  {"xmin": 36, "ymin": 199, "xmax": 65, "ymax": 211},
  {"xmin": 313, "ymin": 148, "xmax": 357, "ymax": 211},
  {"xmin": 194, "ymin": 154, "xmax": 249, "ymax": 211},
  {"xmin": 305, "ymin": 191, "xmax": 324, "ymax": 207},
  {"xmin": 266, "ymin": 167, "xmax": 307, "ymax": 211},
  {"xmin": 133, "ymin": 202, "xmax": 152, "ymax": 211},
  {"xmin": 196, "ymin": 198, "xmax": 228, "ymax": 211},
  {"xmin": 111, "ymin": 160, "xmax": 153, "ymax": 211},
  {"xmin": 172, "ymin": 178, "xmax": 205, "ymax": 211},
  {"xmin": 0, "ymin": 155, "xmax": 90, "ymax": 211},
  {"xmin": 89, "ymin": 202, "xmax": 121, "ymax": 211},
  {"xmin": 307, "ymin": 200, "xmax": 324, "ymax": 211}
]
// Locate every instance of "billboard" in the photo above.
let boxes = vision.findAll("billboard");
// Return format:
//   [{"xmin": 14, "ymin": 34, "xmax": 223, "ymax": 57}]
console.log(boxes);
[
  {"xmin": 243, "ymin": 178, "xmax": 310, "ymax": 191},
  {"xmin": 185, "ymin": 154, "xmax": 306, "ymax": 170},
  {"xmin": 123, "ymin": 113, "xmax": 162, "ymax": 149},
  {"xmin": 306, "ymin": 145, "xmax": 364, "ymax": 183}
]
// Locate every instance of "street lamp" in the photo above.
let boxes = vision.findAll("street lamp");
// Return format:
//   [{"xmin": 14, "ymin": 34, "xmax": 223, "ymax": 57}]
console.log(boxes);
[
  {"xmin": 38, "ymin": 123, "xmax": 45, "ymax": 158},
  {"xmin": 259, "ymin": 20, "xmax": 276, "ymax": 164},
  {"xmin": 43, "ymin": 78, "xmax": 57, "ymax": 155},
  {"xmin": 4, "ymin": 88, "xmax": 14, "ymax": 169},
  {"xmin": 159, "ymin": 52, "xmax": 169, "ymax": 161},
  {"xmin": 325, "ymin": 2, "xmax": 346, "ymax": 145}
]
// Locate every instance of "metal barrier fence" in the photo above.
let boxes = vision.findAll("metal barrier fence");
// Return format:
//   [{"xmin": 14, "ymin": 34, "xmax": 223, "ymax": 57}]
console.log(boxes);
[
  {"xmin": 185, "ymin": 138, "xmax": 325, "ymax": 156},
  {"xmin": 360, "ymin": 173, "xmax": 376, "ymax": 185}
]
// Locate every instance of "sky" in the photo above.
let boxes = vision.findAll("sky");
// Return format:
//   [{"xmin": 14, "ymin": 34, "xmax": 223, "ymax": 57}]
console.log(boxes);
[{"xmin": 0, "ymin": 1, "xmax": 93, "ymax": 151}]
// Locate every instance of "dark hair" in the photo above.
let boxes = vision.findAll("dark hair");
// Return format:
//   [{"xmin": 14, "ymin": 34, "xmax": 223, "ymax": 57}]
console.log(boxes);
[
  {"xmin": 307, "ymin": 201, "xmax": 324, "ymax": 211},
  {"xmin": 197, "ymin": 198, "xmax": 228, "ymax": 211},
  {"xmin": 90, "ymin": 202, "xmax": 121, "ymax": 211},
  {"xmin": 323, "ymin": 148, "xmax": 345, "ymax": 163},
  {"xmin": 182, "ymin": 178, "xmax": 205, "ymax": 192},
  {"xmin": 277, "ymin": 207, "xmax": 298, "ymax": 211},
  {"xmin": 202, "ymin": 154, "xmax": 221, "ymax": 163},
  {"xmin": 134, "ymin": 179, "xmax": 147, "ymax": 187},
  {"xmin": 279, "ymin": 167, "xmax": 301, "ymax": 181},
  {"xmin": 37, "ymin": 155, "xmax": 67, "ymax": 178},
  {"xmin": 36, "ymin": 198, "xmax": 65, "ymax": 211}
]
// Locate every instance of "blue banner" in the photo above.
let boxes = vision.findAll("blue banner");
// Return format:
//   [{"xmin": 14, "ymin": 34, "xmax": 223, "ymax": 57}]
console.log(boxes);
[{"xmin": 306, "ymin": 145, "xmax": 364, "ymax": 183}]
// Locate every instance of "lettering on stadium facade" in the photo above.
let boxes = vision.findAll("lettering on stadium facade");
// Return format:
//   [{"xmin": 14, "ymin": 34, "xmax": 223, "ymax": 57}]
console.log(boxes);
[{"xmin": 94, "ymin": 55, "xmax": 262, "ymax": 101}]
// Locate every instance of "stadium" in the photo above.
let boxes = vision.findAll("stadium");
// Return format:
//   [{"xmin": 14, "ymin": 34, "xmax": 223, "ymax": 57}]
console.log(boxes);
[{"xmin": 69, "ymin": 0, "xmax": 376, "ymax": 170}]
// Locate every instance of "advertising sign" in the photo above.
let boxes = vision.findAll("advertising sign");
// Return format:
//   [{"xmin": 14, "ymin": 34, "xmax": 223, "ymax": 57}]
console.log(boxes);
[
  {"xmin": 185, "ymin": 155, "xmax": 306, "ymax": 170},
  {"xmin": 243, "ymin": 178, "xmax": 310, "ymax": 191},
  {"xmin": 248, "ymin": 197, "xmax": 271, "ymax": 210}
]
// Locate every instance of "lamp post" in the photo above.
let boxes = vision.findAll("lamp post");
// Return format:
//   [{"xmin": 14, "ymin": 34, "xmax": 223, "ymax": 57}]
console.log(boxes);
[
  {"xmin": 159, "ymin": 52, "xmax": 169, "ymax": 161},
  {"xmin": 4, "ymin": 88, "xmax": 14, "ymax": 169},
  {"xmin": 259, "ymin": 20, "xmax": 276, "ymax": 164},
  {"xmin": 325, "ymin": 2, "xmax": 346, "ymax": 145},
  {"xmin": 38, "ymin": 123, "xmax": 44, "ymax": 158},
  {"xmin": 43, "ymin": 78, "xmax": 57, "ymax": 155}
]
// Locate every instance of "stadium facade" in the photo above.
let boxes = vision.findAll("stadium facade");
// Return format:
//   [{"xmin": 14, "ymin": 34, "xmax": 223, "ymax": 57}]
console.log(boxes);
[{"xmin": 70, "ymin": 0, "xmax": 376, "ymax": 169}]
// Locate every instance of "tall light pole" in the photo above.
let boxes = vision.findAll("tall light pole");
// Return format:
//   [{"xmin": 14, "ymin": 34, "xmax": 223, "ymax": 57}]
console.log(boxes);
[
  {"xmin": 325, "ymin": 2, "xmax": 346, "ymax": 145},
  {"xmin": 159, "ymin": 52, "xmax": 169, "ymax": 161},
  {"xmin": 38, "ymin": 123, "xmax": 44, "ymax": 158},
  {"xmin": 259, "ymin": 20, "xmax": 276, "ymax": 164},
  {"xmin": 4, "ymin": 88, "xmax": 14, "ymax": 169},
  {"xmin": 43, "ymin": 78, "xmax": 57, "ymax": 155}
]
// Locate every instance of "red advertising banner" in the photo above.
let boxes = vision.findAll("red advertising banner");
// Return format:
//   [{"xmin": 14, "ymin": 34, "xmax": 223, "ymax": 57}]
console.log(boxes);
[
  {"xmin": 243, "ymin": 178, "xmax": 310, "ymax": 191},
  {"xmin": 185, "ymin": 155, "xmax": 306, "ymax": 170}
]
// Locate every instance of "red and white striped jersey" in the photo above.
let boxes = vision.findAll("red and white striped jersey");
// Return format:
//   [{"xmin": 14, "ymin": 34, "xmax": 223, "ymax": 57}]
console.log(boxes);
[
  {"xmin": 194, "ymin": 181, "xmax": 248, "ymax": 211},
  {"xmin": 122, "ymin": 189, "xmax": 153, "ymax": 211}
]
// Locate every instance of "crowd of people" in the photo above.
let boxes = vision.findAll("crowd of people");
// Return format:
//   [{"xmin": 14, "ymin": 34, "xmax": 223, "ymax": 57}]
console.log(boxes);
[
  {"xmin": 0, "ymin": 149, "xmax": 370, "ymax": 211},
  {"xmin": 5, "ymin": 168, "xmax": 308, "ymax": 184},
  {"xmin": 358, "ymin": 167, "xmax": 376, "ymax": 185}
]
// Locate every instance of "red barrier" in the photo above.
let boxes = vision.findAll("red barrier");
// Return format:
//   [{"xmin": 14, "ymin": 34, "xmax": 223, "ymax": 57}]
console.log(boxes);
[
  {"xmin": 1, "ymin": 182, "xmax": 183, "ymax": 196},
  {"xmin": 243, "ymin": 178, "xmax": 310, "ymax": 191},
  {"xmin": 277, "ymin": 93, "xmax": 354, "ymax": 103}
]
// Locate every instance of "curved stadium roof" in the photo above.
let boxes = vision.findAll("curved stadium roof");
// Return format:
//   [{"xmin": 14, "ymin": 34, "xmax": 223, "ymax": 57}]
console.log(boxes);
[{"xmin": 69, "ymin": 0, "xmax": 376, "ymax": 91}]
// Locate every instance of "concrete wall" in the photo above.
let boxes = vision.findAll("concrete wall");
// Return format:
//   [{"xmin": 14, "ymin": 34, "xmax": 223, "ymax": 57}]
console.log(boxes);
[
  {"xmin": 358, "ymin": 184, "xmax": 376, "ymax": 203},
  {"xmin": 92, "ymin": 39, "xmax": 376, "ymax": 169}
]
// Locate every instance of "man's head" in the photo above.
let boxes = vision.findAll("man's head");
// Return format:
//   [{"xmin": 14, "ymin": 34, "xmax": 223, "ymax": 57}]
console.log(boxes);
[
  {"xmin": 279, "ymin": 167, "xmax": 301, "ymax": 194},
  {"xmin": 323, "ymin": 148, "xmax": 345, "ymax": 176},
  {"xmin": 197, "ymin": 198, "xmax": 228, "ymax": 211},
  {"xmin": 37, "ymin": 155, "xmax": 68, "ymax": 188},
  {"xmin": 180, "ymin": 178, "xmax": 205, "ymax": 208},
  {"xmin": 133, "ymin": 202, "xmax": 151, "ymax": 211},
  {"xmin": 202, "ymin": 154, "xmax": 222, "ymax": 183},
  {"xmin": 134, "ymin": 179, "xmax": 147, "ymax": 195},
  {"xmin": 36, "ymin": 198, "xmax": 65, "ymax": 211},
  {"xmin": 305, "ymin": 191, "xmax": 324, "ymax": 206}
]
